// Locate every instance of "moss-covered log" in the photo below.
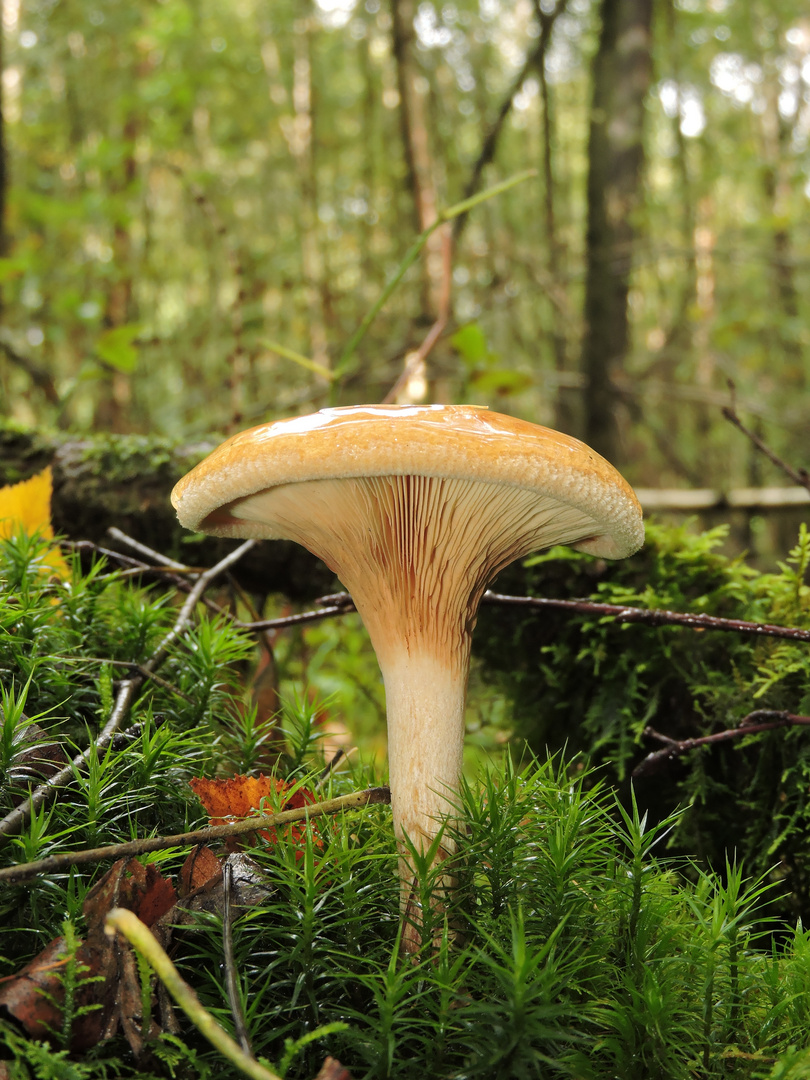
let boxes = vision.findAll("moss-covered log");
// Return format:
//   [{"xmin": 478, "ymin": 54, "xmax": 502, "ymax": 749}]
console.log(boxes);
[{"xmin": 0, "ymin": 426, "xmax": 334, "ymax": 599}]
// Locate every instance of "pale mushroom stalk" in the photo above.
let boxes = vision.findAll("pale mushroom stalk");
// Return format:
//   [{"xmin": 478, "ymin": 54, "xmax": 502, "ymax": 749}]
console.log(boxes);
[{"xmin": 171, "ymin": 406, "xmax": 644, "ymax": 951}]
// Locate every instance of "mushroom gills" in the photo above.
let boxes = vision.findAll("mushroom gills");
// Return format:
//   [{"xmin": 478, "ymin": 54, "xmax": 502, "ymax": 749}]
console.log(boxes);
[{"xmin": 231, "ymin": 473, "xmax": 602, "ymax": 855}]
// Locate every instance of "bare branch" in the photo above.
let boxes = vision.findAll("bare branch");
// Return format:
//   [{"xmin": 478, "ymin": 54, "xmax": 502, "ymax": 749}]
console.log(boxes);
[
  {"xmin": 235, "ymin": 588, "xmax": 810, "ymax": 645},
  {"xmin": 0, "ymin": 787, "xmax": 391, "ymax": 883},
  {"xmin": 0, "ymin": 333, "xmax": 60, "ymax": 404},
  {"xmin": 722, "ymin": 394, "xmax": 810, "ymax": 494},
  {"xmin": 107, "ymin": 525, "xmax": 192, "ymax": 571},
  {"xmin": 633, "ymin": 711, "xmax": 810, "ymax": 777},
  {"xmin": 453, "ymin": 0, "xmax": 568, "ymax": 243},
  {"xmin": 234, "ymin": 594, "xmax": 356, "ymax": 632},
  {"xmin": 482, "ymin": 590, "xmax": 810, "ymax": 644}
]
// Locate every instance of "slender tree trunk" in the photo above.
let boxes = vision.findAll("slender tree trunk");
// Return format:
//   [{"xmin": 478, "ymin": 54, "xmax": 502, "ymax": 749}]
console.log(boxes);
[
  {"xmin": 761, "ymin": 78, "xmax": 804, "ymax": 390},
  {"xmin": 0, "ymin": 27, "xmax": 7, "ymax": 264},
  {"xmin": 580, "ymin": 0, "xmax": 653, "ymax": 464},
  {"xmin": 94, "ymin": 111, "xmax": 138, "ymax": 433},
  {"xmin": 292, "ymin": 14, "xmax": 330, "ymax": 379},
  {"xmin": 533, "ymin": 2, "xmax": 572, "ymax": 431},
  {"xmin": 390, "ymin": 0, "xmax": 443, "ymax": 352}
]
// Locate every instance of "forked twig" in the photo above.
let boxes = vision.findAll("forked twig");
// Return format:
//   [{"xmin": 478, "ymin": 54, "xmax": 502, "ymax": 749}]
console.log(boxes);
[
  {"xmin": 722, "ymin": 386, "xmax": 810, "ymax": 494},
  {"xmin": 107, "ymin": 526, "xmax": 192, "ymax": 571},
  {"xmin": 634, "ymin": 710, "xmax": 810, "ymax": 777}
]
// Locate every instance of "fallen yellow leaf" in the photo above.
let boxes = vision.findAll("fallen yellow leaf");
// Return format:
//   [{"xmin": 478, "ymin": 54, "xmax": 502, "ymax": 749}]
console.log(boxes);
[{"xmin": 0, "ymin": 466, "xmax": 70, "ymax": 578}]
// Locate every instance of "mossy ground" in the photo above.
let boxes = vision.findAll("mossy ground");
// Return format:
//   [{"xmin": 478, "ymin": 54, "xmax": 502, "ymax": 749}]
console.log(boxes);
[{"xmin": 1, "ymin": 530, "xmax": 810, "ymax": 1078}]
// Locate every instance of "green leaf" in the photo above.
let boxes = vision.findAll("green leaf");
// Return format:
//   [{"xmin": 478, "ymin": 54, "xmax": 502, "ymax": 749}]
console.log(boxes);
[
  {"xmin": 470, "ymin": 369, "xmax": 533, "ymax": 395},
  {"xmin": 94, "ymin": 324, "xmax": 141, "ymax": 373},
  {"xmin": 450, "ymin": 322, "xmax": 489, "ymax": 367},
  {"xmin": 0, "ymin": 257, "xmax": 31, "ymax": 283}
]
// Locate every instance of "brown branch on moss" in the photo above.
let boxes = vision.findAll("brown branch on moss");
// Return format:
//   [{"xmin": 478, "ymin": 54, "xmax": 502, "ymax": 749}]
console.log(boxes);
[
  {"xmin": 0, "ymin": 539, "xmax": 257, "ymax": 845},
  {"xmin": 633, "ymin": 710, "xmax": 810, "ymax": 777},
  {"xmin": 277, "ymin": 589, "xmax": 810, "ymax": 645},
  {"xmin": 481, "ymin": 590, "xmax": 810, "ymax": 643},
  {"xmin": 0, "ymin": 787, "xmax": 391, "ymax": 884}
]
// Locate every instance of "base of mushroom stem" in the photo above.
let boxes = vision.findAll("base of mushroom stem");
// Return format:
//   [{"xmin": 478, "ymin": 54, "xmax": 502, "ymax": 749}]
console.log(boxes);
[{"xmin": 397, "ymin": 841, "xmax": 465, "ymax": 955}]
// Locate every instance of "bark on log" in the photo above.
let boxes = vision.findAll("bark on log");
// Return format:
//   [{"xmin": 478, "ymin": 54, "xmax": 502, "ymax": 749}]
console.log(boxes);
[
  {"xmin": 0, "ymin": 427, "xmax": 335, "ymax": 600},
  {"xmin": 636, "ymin": 487, "xmax": 810, "ymax": 512}
]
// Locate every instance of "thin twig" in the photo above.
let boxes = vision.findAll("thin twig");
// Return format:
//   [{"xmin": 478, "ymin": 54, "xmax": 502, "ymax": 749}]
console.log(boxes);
[
  {"xmin": 0, "ymin": 787, "xmax": 391, "ymax": 883},
  {"xmin": 381, "ymin": 224, "xmax": 453, "ymax": 405},
  {"xmin": 72, "ymin": 658, "xmax": 193, "ymax": 702},
  {"xmin": 482, "ymin": 591, "xmax": 810, "ymax": 644},
  {"xmin": 222, "ymin": 862, "xmax": 253, "ymax": 1055},
  {"xmin": 265, "ymin": 589, "xmax": 810, "ymax": 645},
  {"xmin": 107, "ymin": 526, "xmax": 193, "ymax": 571},
  {"xmin": 148, "ymin": 540, "xmax": 256, "ymax": 672},
  {"xmin": 233, "ymin": 599, "xmax": 356, "ymax": 632},
  {"xmin": 0, "ymin": 333, "xmax": 60, "ymax": 404},
  {"xmin": 64, "ymin": 539, "xmax": 153, "ymax": 572},
  {"xmin": 633, "ymin": 711, "xmax": 810, "ymax": 777},
  {"xmin": 0, "ymin": 541, "xmax": 257, "ymax": 844},
  {"xmin": 317, "ymin": 747, "xmax": 358, "ymax": 788},
  {"xmin": 452, "ymin": 0, "xmax": 566, "ymax": 243},
  {"xmin": 336, "ymin": 171, "xmax": 534, "ymax": 376},
  {"xmin": 66, "ymin": 537, "xmax": 233, "ymax": 620},
  {"xmin": 722, "ymin": 393, "xmax": 810, "ymax": 494},
  {"xmin": 318, "ymin": 749, "xmax": 346, "ymax": 782}
]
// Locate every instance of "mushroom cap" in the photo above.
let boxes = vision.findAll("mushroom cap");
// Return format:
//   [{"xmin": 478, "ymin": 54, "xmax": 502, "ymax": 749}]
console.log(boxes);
[{"xmin": 171, "ymin": 404, "xmax": 643, "ymax": 559}]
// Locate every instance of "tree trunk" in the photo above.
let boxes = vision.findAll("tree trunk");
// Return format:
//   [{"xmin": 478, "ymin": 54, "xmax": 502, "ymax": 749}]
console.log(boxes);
[
  {"xmin": 580, "ymin": 0, "xmax": 653, "ymax": 464},
  {"xmin": 0, "ymin": 26, "xmax": 7, "ymax": 263},
  {"xmin": 390, "ymin": 0, "xmax": 444, "ymax": 395},
  {"xmin": 761, "ymin": 76, "xmax": 804, "ymax": 391}
]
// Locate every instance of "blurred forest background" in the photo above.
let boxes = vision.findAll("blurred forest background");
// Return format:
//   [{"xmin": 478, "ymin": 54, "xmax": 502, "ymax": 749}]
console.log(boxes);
[{"xmin": 1, "ymin": 0, "xmax": 808, "ymax": 513}]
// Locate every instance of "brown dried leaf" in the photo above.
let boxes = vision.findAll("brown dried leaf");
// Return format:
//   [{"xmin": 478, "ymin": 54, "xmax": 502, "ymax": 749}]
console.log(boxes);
[
  {"xmin": 179, "ymin": 844, "xmax": 221, "ymax": 897},
  {"xmin": 13, "ymin": 721, "xmax": 70, "ymax": 781},
  {"xmin": 0, "ymin": 858, "xmax": 177, "ymax": 1052},
  {"xmin": 314, "ymin": 1057, "xmax": 353, "ymax": 1080}
]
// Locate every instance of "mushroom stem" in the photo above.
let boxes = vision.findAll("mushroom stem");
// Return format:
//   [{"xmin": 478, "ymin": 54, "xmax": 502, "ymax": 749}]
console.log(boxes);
[{"xmin": 382, "ymin": 646, "xmax": 468, "ymax": 913}]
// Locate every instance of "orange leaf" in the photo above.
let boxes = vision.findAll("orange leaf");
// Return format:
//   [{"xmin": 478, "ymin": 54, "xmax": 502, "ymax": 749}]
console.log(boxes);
[
  {"xmin": 0, "ymin": 466, "xmax": 70, "ymax": 578},
  {"xmin": 189, "ymin": 774, "xmax": 318, "ymax": 851}
]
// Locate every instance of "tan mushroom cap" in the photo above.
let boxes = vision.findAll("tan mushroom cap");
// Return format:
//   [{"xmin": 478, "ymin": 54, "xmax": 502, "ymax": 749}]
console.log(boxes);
[{"xmin": 171, "ymin": 404, "xmax": 644, "ymax": 560}]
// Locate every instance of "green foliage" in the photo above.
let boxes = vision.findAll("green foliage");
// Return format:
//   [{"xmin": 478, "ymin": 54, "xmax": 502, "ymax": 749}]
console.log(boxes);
[
  {"xmin": 0, "ymin": 533, "xmax": 249, "ymax": 963},
  {"xmin": 475, "ymin": 520, "xmax": 810, "ymax": 923},
  {"xmin": 3, "ymin": 0, "xmax": 808, "ymax": 500}
]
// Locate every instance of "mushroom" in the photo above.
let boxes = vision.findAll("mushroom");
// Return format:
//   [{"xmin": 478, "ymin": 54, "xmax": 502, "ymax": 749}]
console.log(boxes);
[{"xmin": 171, "ymin": 404, "xmax": 644, "ymax": 949}]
